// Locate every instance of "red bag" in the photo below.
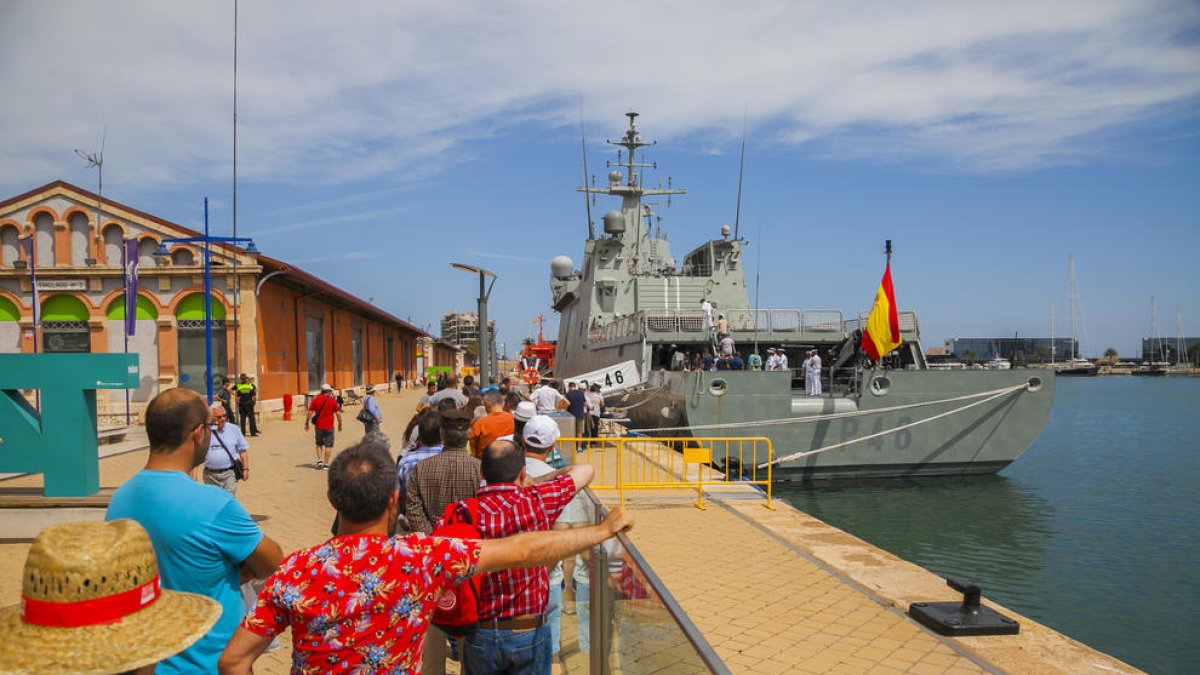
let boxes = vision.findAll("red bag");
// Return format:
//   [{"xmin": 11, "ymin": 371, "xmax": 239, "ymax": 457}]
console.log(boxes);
[{"xmin": 431, "ymin": 498, "xmax": 481, "ymax": 636}]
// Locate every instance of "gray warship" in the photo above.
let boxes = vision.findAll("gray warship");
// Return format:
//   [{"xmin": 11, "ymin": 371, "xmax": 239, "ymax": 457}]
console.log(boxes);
[{"xmin": 549, "ymin": 112, "xmax": 1055, "ymax": 479}]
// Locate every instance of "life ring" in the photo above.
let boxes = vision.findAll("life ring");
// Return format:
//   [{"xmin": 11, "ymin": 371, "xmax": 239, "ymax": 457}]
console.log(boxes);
[{"xmin": 522, "ymin": 368, "xmax": 541, "ymax": 385}]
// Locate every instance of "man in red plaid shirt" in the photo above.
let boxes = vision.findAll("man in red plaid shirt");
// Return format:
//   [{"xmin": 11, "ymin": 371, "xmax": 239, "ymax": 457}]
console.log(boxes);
[{"xmin": 463, "ymin": 438, "xmax": 594, "ymax": 674}]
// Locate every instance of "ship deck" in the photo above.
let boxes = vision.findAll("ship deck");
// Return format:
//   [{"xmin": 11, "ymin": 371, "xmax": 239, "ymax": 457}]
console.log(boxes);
[{"xmin": 0, "ymin": 388, "xmax": 1136, "ymax": 674}]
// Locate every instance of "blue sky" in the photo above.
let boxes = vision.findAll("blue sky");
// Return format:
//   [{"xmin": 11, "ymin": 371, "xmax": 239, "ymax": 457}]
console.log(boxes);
[{"xmin": 2, "ymin": 0, "xmax": 1198, "ymax": 358}]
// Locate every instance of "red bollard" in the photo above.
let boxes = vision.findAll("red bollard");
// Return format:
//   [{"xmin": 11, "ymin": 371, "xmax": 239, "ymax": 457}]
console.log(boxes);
[{"xmin": 283, "ymin": 393, "xmax": 293, "ymax": 421}]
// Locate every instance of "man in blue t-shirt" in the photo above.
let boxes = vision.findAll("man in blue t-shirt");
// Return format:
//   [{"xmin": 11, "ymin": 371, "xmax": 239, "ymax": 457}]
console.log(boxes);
[
  {"xmin": 107, "ymin": 388, "xmax": 284, "ymax": 675},
  {"xmin": 565, "ymin": 381, "xmax": 588, "ymax": 438}
]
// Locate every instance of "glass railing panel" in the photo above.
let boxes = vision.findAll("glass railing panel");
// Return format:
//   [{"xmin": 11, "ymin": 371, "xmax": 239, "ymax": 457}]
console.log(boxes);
[{"xmin": 561, "ymin": 489, "xmax": 728, "ymax": 674}]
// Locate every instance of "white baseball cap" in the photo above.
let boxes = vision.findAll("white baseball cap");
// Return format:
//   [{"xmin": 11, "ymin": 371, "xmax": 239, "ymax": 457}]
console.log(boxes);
[
  {"xmin": 512, "ymin": 401, "xmax": 537, "ymax": 422},
  {"xmin": 522, "ymin": 415, "xmax": 561, "ymax": 450},
  {"xmin": 320, "ymin": 383, "xmax": 333, "ymax": 391}
]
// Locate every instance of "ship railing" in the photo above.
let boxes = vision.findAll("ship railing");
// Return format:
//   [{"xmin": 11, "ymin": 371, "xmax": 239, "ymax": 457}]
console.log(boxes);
[
  {"xmin": 844, "ymin": 310, "xmax": 921, "ymax": 336},
  {"xmin": 569, "ymin": 487, "xmax": 728, "ymax": 673},
  {"xmin": 639, "ymin": 308, "xmax": 845, "ymax": 335},
  {"xmin": 564, "ymin": 435, "xmax": 774, "ymax": 511},
  {"xmin": 590, "ymin": 314, "xmax": 646, "ymax": 344}
]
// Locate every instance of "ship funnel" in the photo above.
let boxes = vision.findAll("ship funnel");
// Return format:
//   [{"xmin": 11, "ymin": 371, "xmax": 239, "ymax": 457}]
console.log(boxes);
[
  {"xmin": 551, "ymin": 256, "xmax": 574, "ymax": 279},
  {"xmin": 603, "ymin": 210, "xmax": 625, "ymax": 235}
]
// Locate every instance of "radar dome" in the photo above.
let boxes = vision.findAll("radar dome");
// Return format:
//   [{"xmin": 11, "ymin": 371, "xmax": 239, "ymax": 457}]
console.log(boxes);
[
  {"xmin": 721, "ymin": 224, "xmax": 731, "ymax": 238},
  {"xmin": 603, "ymin": 210, "xmax": 625, "ymax": 235},
  {"xmin": 608, "ymin": 171, "xmax": 622, "ymax": 186},
  {"xmin": 551, "ymin": 256, "xmax": 574, "ymax": 279}
]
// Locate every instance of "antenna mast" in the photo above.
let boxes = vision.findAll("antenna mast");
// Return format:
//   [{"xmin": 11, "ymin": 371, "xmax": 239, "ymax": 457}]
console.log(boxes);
[
  {"xmin": 734, "ymin": 112, "xmax": 746, "ymax": 240},
  {"xmin": 579, "ymin": 99, "xmax": 593, "ymax": 240}
]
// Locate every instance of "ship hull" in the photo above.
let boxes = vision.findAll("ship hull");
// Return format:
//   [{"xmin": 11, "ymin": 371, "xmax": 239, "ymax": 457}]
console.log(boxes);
[{"xmin": 607, "ymin": 368, "xmax": 1055, "ymax": 480}]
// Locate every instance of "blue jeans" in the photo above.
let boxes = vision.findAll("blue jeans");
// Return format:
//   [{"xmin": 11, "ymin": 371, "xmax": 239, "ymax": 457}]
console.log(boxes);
[
  {"xmin": 546, "ymin": 580, "xmax": 562, "ymax": 657},
  {"xmin": 463, "ymin": 624, "xmax": 551, "ymax": 675}
]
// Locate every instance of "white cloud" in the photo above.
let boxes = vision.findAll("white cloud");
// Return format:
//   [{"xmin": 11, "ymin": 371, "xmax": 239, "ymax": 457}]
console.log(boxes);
[{"xmin": 1, "ymin": 0, "xmax": 1197, "ymax": 190}]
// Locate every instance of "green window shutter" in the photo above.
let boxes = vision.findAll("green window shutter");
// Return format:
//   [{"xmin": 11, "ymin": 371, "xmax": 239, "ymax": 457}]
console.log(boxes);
[
  {"xmin": 176, "ymin": 293, "xmax": 227, "ymax": 320},
  {"xmin": 106, "ymin": 295, "xmax": 160, "ymax": 320},
  {"xmin": 40, "ymin": 295, "xmax": 89, "ymax": 321},
  {"xmin": 0, "ymin": 296, "xmax": 20, "ymax": 321}
]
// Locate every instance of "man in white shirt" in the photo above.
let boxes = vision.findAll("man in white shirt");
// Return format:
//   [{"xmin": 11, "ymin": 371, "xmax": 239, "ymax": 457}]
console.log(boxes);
[
  {"xmin": 531, "ymin": 380, "xmax": 566, "ymax": 413},
  {"xmin": 204, "ymin": 402, "xmax": 249, "ymax": 495},
  {"xmin": 765, "ymin": 348, "xmax": 779, "ymax": 371},
  {"xmin": 777, "ymin": 347, "xmax": 789, "ymax": 372},
  {"xmin": 700, "ymin": 298, "xmax": 714, "ymax": 333}
]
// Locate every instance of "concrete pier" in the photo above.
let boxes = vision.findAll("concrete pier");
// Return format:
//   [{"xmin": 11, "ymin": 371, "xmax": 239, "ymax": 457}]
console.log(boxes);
[{"xmin": 0, "ymin": 387, "xmax": 1139, "ymax": 673}]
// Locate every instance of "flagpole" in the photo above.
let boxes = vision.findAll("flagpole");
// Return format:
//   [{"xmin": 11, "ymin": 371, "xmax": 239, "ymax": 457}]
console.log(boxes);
[
  {"xmin": 885, "ymin": 239, "xmax": 892, "ymax": 265},
  {"xmin": 122, "ymin": 238, "xmax": 131, "ymax": 425},
  {"xmin": 26, "ymin": 236, "xmax": 40, "ymax": 414}
]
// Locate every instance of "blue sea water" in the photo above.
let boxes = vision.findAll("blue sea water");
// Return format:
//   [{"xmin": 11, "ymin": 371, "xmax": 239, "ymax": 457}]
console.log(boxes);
[{"xmin": 776, "ymin": 376, "xmax": 1200, "ymax": 674}]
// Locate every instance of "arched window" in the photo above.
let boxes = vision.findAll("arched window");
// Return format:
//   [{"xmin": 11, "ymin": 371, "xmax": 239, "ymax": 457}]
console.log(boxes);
[
  {"xmin": 0, "ymin": 296, "xmax": 19, "ymax": 321},
  {"xmin": 34, "ymin": 213, "xmax": 55, "ymax": 266},
  {"xmin": 175, "ymin": 292, "xmax": 229, "ymax": 395},
  {"xmin": 0, "ymin": 225, "xmax": 20, "ymax": 266},
  {"xmin": 171, "ymin": 248, "xmax": 196, "ymax": 266},
  {"xmin": 0, "ymin": 296, "xmax": 20, "ymax": 354},
  {"xmin": 41, "ymin": 295, "xmax": 90, "ymax": 353},
  {"xmin": 103, "ymin": 224, "xmax": 124, "ymax": 266},
  {"xmin": 106, "ymin": 294, "xmax": 159, "ymax": 321},
  {"xmin": 69, "ymin": 213, "xmax": 90, "ymax": 265},
  {"xmin": 137, "ymin": 237, "xmax": 159, "ymax": 266}
]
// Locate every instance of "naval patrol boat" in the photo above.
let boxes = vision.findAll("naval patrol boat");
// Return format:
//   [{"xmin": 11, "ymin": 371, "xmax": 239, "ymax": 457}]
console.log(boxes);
[{"xmin": 549, "ymin": 112, "xmax": 1055, "ymax": 479}]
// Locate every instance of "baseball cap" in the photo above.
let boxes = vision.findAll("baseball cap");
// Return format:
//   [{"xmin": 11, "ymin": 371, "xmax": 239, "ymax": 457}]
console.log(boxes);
[
  {"xmin": 320, "ymin": 383, "xmax": 333, "ymax": 391},
  {"xmin": 523, "ymin": 415, "xmax": 561, "ymax": 450},
  {"xmin": 512, "ymin": 401, "xmax": 537, "ymax": 422}
]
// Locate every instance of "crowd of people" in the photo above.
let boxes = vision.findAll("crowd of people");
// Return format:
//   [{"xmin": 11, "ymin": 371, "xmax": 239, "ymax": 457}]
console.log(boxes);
[{"xmin": 2, "ymin": 374, "xmax": 633, "ymax": 675}]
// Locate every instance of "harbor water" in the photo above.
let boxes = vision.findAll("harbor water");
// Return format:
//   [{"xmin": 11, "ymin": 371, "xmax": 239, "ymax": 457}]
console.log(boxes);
[{"xmin": 776, "ymin": 376, "xmax": 1200, "ymax": 674}]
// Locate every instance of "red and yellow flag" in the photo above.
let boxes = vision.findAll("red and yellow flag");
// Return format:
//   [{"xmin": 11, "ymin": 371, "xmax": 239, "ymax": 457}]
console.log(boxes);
[{"xmin": 861, "ymin": 263, "xmax": 901, "ymax": 360}]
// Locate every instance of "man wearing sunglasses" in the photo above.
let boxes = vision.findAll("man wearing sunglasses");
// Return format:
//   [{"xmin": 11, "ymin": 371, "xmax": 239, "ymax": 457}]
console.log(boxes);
[{"xmin": 204, "ymin": 402, "xmax": 251, "ymax": 495}]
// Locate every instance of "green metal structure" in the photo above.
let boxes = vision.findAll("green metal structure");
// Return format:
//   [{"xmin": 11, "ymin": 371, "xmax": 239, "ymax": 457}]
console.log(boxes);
[{"xmin": 0, "ymin": 353, "xmax": 140, "ymax": 496}]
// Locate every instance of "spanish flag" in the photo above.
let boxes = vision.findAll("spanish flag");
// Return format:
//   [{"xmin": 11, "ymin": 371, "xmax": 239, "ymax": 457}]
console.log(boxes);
[{"xmin": 861, "ymin": 262, "xmax": 901, "ymax": 360}]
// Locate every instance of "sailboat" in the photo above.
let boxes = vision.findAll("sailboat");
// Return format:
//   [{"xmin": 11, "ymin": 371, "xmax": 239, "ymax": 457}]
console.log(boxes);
[
  {"xmin": 1132, "ymin": 297, "xmax": 1168, "ymax": 376},
  {"xmin": 1166, "ymin": 306, "xmax": 1192, "ymax": 376},
  {"xmin": 1055, "ymin": 256, "xmax": 1099, "ymax": 376}
]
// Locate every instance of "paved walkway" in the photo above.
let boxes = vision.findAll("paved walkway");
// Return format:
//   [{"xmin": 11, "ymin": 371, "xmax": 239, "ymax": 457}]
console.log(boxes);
[{"xmin": 0, "ymin": 388, "xmax": 1137, "ymax": 674}]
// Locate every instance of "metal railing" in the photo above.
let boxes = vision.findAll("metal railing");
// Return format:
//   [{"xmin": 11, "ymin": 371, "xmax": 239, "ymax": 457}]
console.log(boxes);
[
  {"xmin": 565, "ymin": 436, "xmax": 774, "ymax": 510},
  {"xmin": 603, "ymin": 308, "xmax": 848, "ymax": 337},
  {"xmin": 844, "ymin": 310, "xmax": 921, "ymax": 336}
]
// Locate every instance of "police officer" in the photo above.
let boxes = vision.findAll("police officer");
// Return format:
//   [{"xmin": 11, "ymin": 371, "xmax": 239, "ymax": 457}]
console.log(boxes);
[{"xmin": 235, "ymin": 373, "xmax": 260, "ymax": 436}]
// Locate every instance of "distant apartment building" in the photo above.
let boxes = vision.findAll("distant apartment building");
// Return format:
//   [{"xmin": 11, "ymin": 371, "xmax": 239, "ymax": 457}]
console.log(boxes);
[
  {"xmin": 440, "ymin": 311, "xmax": 496, "ymax": 349},
  {"xmin": 1141, "ymin": 336, "xmax": 1199, "ymax": 365},
  {"xmin": 943, "ymin": 337, "xmax": 1077, "ymax": 365}
]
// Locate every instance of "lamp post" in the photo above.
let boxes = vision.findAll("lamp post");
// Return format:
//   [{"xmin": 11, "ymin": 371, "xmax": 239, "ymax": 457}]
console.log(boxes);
[
  {"xmin": 450, "ymin": 263, "xmax": 497, "ymax": 387},
  {"xmin": 156, "ymin": 197, "xmax": 258, "ymax": 404}
]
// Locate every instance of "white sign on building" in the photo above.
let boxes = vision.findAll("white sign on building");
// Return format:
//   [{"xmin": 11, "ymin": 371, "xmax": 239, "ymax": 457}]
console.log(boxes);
[{"xmin": 35, "ymin": 279, "xmax": 87, "ymax": 291}]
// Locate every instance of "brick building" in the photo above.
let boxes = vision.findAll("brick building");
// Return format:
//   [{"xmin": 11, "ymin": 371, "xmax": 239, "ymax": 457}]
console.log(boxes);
[{"xmin": 0, "ymin": 180, "xmax": 439, "ymax": 417}]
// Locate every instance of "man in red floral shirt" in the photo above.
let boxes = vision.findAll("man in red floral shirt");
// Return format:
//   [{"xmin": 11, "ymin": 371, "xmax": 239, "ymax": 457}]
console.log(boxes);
[
  {"xmin": 464, "ymin": 438, "xmax": 595, "ymax": 675},
  {"xmin": 217, "ymin": 438, "xmax": 626, "ymax": 674}
]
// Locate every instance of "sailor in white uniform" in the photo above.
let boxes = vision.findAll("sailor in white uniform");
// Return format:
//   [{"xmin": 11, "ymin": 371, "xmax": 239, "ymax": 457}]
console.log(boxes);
[
  {"xmin": 765, "ymin": 348, "xmax": 778, "ymax": 371},
  {"xmin": 777, "ymin": 348, "xmax": 789, "ymax": 373},
  {"xmin": 806, "ymin": 349, "xmax": 823, "ymax": 395},
  {"xmin": 801, "ymin": 352, "xmax": 813, "ymax": 392}
]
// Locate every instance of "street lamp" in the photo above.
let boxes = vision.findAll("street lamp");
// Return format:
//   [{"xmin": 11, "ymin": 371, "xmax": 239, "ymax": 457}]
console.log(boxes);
[
  {"xmin": 450, "ymin": 263, "xmax": 497, "ymax": 386},
  {"xmin": 156, "ymin": 198, "xmax": 258, "ymax": 404}
]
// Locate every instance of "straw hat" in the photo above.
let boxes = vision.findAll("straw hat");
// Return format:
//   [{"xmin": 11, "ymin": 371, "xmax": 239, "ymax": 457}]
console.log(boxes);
[{"xmin": 0, "ymin": 519, "xmax": 221, "ymax": 675}]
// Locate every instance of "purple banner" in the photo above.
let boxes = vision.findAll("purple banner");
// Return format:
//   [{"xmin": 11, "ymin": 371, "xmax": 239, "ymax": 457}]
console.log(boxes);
[
  {"xmin": 21, "ymin": 236, "xmax": 39, "ymax": 327},
  {"xmin": 123, "ymin": 239, "xmax": 139, "ymax": 336}
]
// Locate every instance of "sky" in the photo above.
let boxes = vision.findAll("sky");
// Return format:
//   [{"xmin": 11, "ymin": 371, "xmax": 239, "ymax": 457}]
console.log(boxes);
[{"xmin": 2, "ymin": 0, "xmax": 1198, "ymax": 359}]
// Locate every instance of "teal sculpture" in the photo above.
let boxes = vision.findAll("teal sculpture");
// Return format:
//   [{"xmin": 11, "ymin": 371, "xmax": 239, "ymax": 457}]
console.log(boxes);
[{"xmin": 0, "ymin": 354, "xmax": 140, "ymax": 497}]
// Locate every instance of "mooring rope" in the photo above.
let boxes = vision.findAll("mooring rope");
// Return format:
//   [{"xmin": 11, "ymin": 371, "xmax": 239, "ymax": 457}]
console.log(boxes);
[
  {"xmin": 622, "ymin": 382, "xmax": 1029, "ymax": 435},
  {"xmin": 756, "ymin": 383, "xmax": 1028, "ymax": 468}
]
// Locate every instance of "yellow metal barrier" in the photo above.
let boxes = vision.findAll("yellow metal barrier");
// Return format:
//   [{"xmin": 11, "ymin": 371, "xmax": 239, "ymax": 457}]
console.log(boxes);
[{"xmin": 561, "ymin": 435, "xmax": 774, "ymax": 510}]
